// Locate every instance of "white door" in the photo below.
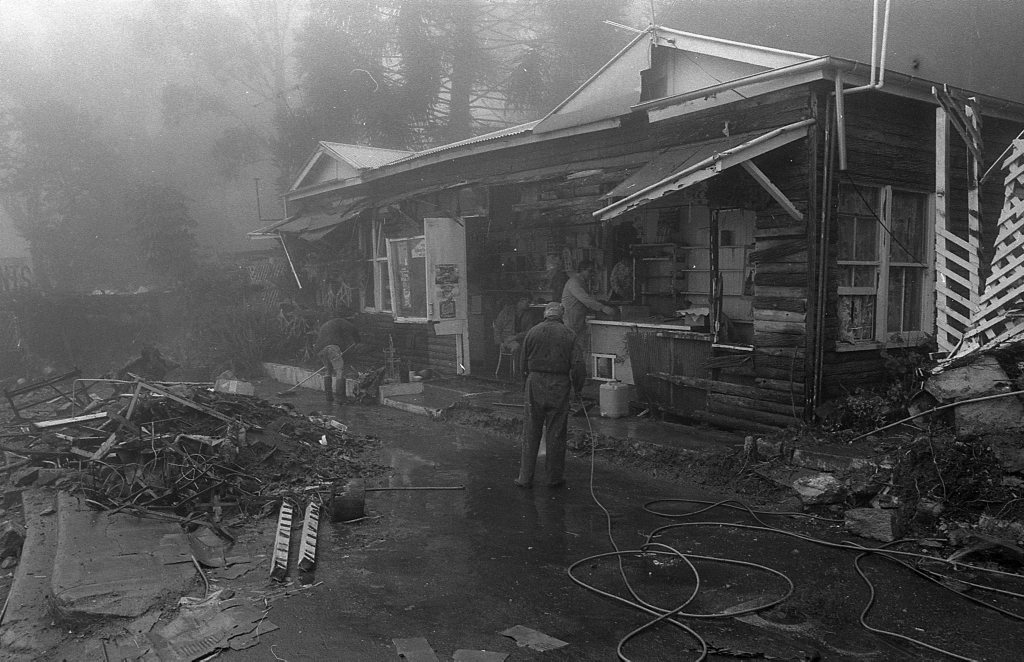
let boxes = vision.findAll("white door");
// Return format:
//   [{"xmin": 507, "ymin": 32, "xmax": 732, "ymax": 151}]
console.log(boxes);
[{"xmin": 424, "ymin": 217, "xmax": 470, "ymax": 374}]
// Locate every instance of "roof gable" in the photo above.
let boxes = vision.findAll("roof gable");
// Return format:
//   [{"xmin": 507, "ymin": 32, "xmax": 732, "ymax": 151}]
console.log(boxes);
[
  {"xmin": 291, "ymin": 142, "xmax": 414, "ymax": 192},
  {"xmin": 534, "ymin": 26, "xmax": 814, "ymax": 135}
]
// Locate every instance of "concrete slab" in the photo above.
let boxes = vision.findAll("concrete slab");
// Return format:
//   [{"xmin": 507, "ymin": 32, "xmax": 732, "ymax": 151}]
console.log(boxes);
[
  {"xmin": 50, "ymin": 492, "xmax": 195, "ymax": 619},
  {"xmin": 262, "ymin": 362, "xmax": 326, "ymax": 392},
  {"xmin": 0, "ymin": 489, "xmax": 64, "ymax": 658}
]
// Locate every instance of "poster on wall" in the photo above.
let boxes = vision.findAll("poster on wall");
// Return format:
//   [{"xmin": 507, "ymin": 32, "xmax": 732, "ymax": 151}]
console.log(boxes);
[{"xmin": 435, "ymin": 264, "xmax": 460, "ymax": 319}]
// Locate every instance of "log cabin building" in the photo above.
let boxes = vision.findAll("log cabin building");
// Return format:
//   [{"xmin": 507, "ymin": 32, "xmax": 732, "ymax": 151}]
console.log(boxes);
[{"xmin": 254, "ymin": 26, "xmax": 1024, "ymax": 431}]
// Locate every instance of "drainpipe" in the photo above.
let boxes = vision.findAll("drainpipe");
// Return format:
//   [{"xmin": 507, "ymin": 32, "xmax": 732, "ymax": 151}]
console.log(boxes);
[
  {"xmin": 835, "ymin": 0, "xmax": 891, "ymax": 170},
  {"xmin": 843, "ymin": 0, "xmax": 891, "ymax": 95}
]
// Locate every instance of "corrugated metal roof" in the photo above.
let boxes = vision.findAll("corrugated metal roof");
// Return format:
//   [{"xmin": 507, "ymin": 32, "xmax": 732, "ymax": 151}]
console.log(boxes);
[
  {"xmin": 387, "ymin": 121, "xmax": 541, "ymax": 166},
  {"xmin": 604, "ymin": 134, "xmax": 752, "ymax": 200},
  {"xmin": 319, "ymin": 143, "xmax": 414, "ymax": 170}
]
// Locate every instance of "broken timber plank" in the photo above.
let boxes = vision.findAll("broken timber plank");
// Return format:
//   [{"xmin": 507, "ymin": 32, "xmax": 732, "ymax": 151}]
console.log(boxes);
[
  {"xmin": 32, "ymin": 412, "xmax": 108, "ymax": 430},
  {"xmin": 270, "ymin": 499, "xmax": 295, "ymax": 582},
  {"xmin": 138, "ymin": 382, "xmax": 237, "ymax": 426},
  {"xmin": 89, "ymin": 433, "xmax": 120, "ymax": 462}
]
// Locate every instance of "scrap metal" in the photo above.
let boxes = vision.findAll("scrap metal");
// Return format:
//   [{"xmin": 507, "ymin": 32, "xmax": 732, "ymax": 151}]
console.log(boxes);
[{"xmin": 270, "ymin": 499, "xmax": 295, "ymax": 582}]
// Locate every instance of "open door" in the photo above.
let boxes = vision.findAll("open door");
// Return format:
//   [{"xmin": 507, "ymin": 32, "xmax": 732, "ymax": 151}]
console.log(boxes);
[{"xmin": 424, "ymin": 217, "xmax": 470, "ymax": 374}]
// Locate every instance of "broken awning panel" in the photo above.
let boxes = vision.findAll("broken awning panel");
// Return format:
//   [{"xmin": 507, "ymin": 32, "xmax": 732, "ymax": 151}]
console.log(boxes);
[
  {"xmin": 247, "ymin": 199, "xmax": 368, "ymax": 240},
  {"xmin": 593, "ymin": 118, "xmax": 815, "ymax": 221}
]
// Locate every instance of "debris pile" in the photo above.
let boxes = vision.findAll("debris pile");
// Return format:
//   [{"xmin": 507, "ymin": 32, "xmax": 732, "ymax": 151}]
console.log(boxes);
[{"xmin": 1, "ymin": 378, "xmax": 388, "ymax": 524}]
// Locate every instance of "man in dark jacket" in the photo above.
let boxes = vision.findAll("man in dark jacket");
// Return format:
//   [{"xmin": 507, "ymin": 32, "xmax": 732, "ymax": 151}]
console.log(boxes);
[
  {"xmin": 514, "ymin": 302, "xmax": 586, "ymax": 489},
  {"xmin": 315, "ymin": 317, "xmax": 360, "ymax": 403}
]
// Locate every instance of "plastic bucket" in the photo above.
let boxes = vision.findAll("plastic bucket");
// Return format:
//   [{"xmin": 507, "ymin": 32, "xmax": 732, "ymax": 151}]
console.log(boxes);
[{"xmin": 599, "ymin": 381, "xmax": 632, "ymax": 418}]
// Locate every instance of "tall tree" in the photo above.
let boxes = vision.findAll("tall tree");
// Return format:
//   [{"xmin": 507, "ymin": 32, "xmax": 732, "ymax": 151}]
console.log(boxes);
[
  {"xmin": 132, "ymin": 0, "xmax": 306, "ymax": 188},
  {"xmin": 0, "ymin": 102, "xmax": 142, "ymax": 291},
  {"xmin": 126, "ymin": 184, "xmax": 199, "ymax": 285},
  {"xmin": 505, "ymin": 0, "xmax": 631, "ymax": 114},
  {"xmin": 295, "ymin": 0, "xmax": 542, "ymax": 149}
]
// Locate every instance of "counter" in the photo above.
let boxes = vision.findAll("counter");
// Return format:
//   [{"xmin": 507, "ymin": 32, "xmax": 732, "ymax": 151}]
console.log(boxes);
[{"xmin": 587, "ymin": 318, "xmax": 712, "ymax": 385}]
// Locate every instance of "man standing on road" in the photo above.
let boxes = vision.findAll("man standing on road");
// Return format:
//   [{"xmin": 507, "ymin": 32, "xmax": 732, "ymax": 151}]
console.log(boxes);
[
  {"xmin": 515, "ymin": 302, "xmax": 585, "ymax": 489},
  {"xmin": 561, "ymin": 259, "xmax": 616, "ymax": 339},
  {"xmin": 315, "ymin": 316, "xmax": 360, "ymax": 403}
]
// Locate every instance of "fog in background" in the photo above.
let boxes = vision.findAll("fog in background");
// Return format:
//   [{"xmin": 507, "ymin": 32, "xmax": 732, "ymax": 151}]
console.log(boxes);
[{"xmin": 2, "ymin": 0, "xmax": 1022, "ymax": 289}]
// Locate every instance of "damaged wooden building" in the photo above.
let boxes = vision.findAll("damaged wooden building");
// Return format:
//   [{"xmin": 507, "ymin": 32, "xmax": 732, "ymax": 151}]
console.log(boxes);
[{"xmin": 251, "ymin": 26, "xmax": 1024, "ymax": 430}]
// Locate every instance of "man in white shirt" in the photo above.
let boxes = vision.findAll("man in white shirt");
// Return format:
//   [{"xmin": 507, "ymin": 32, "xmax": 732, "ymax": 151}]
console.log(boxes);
[{"xmin": 560, "ymin": 259, "xmax": 615, "ymax": 338}]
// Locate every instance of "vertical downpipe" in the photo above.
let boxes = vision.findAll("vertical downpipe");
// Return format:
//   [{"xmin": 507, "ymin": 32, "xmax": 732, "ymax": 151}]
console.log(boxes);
[{"xmin": 813, "ymin": 96, "xmax": 836, "ymax": 413}]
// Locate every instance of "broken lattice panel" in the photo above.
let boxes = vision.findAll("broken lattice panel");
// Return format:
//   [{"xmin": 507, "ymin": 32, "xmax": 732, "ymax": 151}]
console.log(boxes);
[{"xmin": 954, "ymin": 137, "xmax": 1024, "ymax": 356}]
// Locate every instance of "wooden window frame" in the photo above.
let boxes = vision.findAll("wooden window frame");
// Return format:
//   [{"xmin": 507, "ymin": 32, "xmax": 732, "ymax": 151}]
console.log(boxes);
[
  {"xmin": 362, "ymin": 214, "xmax": 392, "ymax": 313},
  {"xmin": 386, "ymin": 234, "xmax": 429, "ymax": 324},
  {"xmin": 836, "ymin": 184, "xmax": 934, "ymax": 350}
]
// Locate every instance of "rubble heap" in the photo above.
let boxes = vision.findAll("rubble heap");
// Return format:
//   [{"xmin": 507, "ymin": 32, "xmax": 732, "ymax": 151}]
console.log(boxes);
[{"xmin": 2, "ymin": 379, "xmax": 388, "ymax": 524}]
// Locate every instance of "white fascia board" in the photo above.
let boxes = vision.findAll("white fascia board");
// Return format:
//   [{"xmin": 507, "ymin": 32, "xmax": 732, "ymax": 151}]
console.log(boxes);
[
  {"xmin": 352, "ymin": 119, "xmax": 619, "ymax": 187},
  {"xmin": 646, "ymin": 69, "xmax": 827, "ymax": 124},
  {"xmin": 285, "ymin": 175, "xmax": 365, "ymax": 203},
  {"xmin": 653, "ymin": 26, "xmax": 814, "ymax": 66},
  {"xmin": 289, "ymin": 144, "xmax": 331, "ymax": 193}
]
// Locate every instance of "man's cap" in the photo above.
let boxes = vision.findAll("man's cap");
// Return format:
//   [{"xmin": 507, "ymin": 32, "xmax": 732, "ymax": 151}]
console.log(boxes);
[{"xmin": 543, "ymin": 302, "xmax": 564, "ymax": 319}]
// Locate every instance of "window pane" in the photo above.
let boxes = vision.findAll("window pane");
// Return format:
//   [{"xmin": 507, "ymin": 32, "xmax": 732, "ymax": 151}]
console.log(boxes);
[
  {"xmin": 839, "ymin": 265, "xmax": 876, "ymax": 288},
  {"xmin": 363, "ymin": 261, "xmax": 375, "ymax": 308},
  {"xmin": 839, "ymin": 294, "xmax": 876, "ymax": 342},
  {"xmin": 388, "ymin": 238, "xmax": 426, "ymax": 318},
  {"xmin": 379, "ymin": 261, "xmax": 392, "ymax": 311},
  {"xmin": 887, "ymin": 266, "xmax": 923, "ymax": 333},
  {"xmin": 852, "ymin": 266, "xmax": 876, "ymax": 288},
  {"xmin": 839, "ymin": 185, "xmax": 876, "ymax": 217},
  {"xmin": 890, "ymin": 191, "xmax": 926, "ymax": 264},
  {"xmin": 837, "ymin": 185, "xmax": 879, "ymax": 261},
  {"xmin": 854, "ymin": 218, "xmax": 877, "ymax": 260}
]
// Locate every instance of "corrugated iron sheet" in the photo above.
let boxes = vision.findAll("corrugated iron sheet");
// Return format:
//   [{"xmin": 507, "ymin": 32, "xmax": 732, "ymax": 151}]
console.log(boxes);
[
  {"xmin": 605, "ymin": 134, "xmax": 750, "ymax": 199},
  {"xmin": 320, "ymin": 142, "xmax": 414, "ymax": 170},
  {"xmin": 626, "ymin": 330, "xmax": 710, "ymax": 413}
]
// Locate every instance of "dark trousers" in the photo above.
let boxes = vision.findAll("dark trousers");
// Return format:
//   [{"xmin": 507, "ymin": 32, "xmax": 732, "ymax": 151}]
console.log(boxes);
[
  {"xmin": 517, "ymin": 371, "xmax": 570, "ymax": 485},
  {"xmin": 319, "ymin": 345, "xmax": 345, "ymax": 401}
]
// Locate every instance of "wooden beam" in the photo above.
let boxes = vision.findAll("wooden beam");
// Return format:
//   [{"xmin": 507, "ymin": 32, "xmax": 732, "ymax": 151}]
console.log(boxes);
[
  {"xmin": 741, "ymin": 160, "xmax": 804, "ymax": 221},
  {"xmin": 32, "ymin": 412, "xmax": 108, "ymax": 429}
]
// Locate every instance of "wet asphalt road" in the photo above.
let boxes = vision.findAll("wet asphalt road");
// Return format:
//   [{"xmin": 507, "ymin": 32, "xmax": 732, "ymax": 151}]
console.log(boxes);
[{"xmin": 219, "ymin": 385, "xmax": 1024, "ymax": 662}]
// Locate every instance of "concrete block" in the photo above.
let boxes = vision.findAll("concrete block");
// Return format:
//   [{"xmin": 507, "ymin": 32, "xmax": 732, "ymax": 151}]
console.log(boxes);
[
  {"xmin": 845, "ymin": 507, "xmax": 902, "ymax": 542},
  {"xmin": 214, "ymin": 378, "xmax": 255, "ymax": 396},
  {"xmin": 791, "ymin": 471, "xmax": 847, "ymax": 505},
  {"xmin": 926, "ymin": 356, "xmax": 1024, "ymax": 436},
  {"xmin": 51, "ymin": 492, "xmax": 195, "ymax": 619},
  {"xmin": 379, "ymin": 382, "xmax": 424, "ymax": 400},
  {"xmin": 757, "ymin": 466, "xmax": 847, "ymax": 505},
  {"xmin": 991, "ymin": 443, "xmax": 1024, "ymax": 474}
]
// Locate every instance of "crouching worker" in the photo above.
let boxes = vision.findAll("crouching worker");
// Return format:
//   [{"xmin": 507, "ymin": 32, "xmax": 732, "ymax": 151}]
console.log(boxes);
[
  {"xmin": 515, "ymin": 302, "xmax": 586, "ymax": 489},
  {"xmin": 315, "ymin": 317, "xmax": 361, "ymax": 403}
]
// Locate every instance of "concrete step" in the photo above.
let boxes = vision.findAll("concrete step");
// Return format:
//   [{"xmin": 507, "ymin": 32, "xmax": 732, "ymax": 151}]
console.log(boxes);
[
  {"xmin": 50, "ymin": 492, "xmax": 196, "ymax": 620},
  {"xmin": 0, "ymin": 488, "xmax": 197, "ymax": 659},
  {"xmin": 0, "ymin": 489, "xmax": 63, "ymax": 658}
]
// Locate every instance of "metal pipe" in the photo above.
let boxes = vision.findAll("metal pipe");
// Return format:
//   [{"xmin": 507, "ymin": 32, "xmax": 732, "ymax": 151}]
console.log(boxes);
[
  {"xmin": 844, "ymin": 0, "xmax": 891, "ymax": 95},
  {"xmin": 849, "ymin": 388, "xmax": 1024, "ymax": 442},
  {"xmin": 835, "ymin": 73, "xmax": 848, "ymax": 171},
  {"xmin": 868, "ymin": 0, "xmax": 879, "ymax": 87},
  {"xmin": 878, "ymin": 0, "xmax": 891, "ymax": 85},
  {"xmin": 278, "ymin": 232, "xmax": 303, "ymax": 289}
]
